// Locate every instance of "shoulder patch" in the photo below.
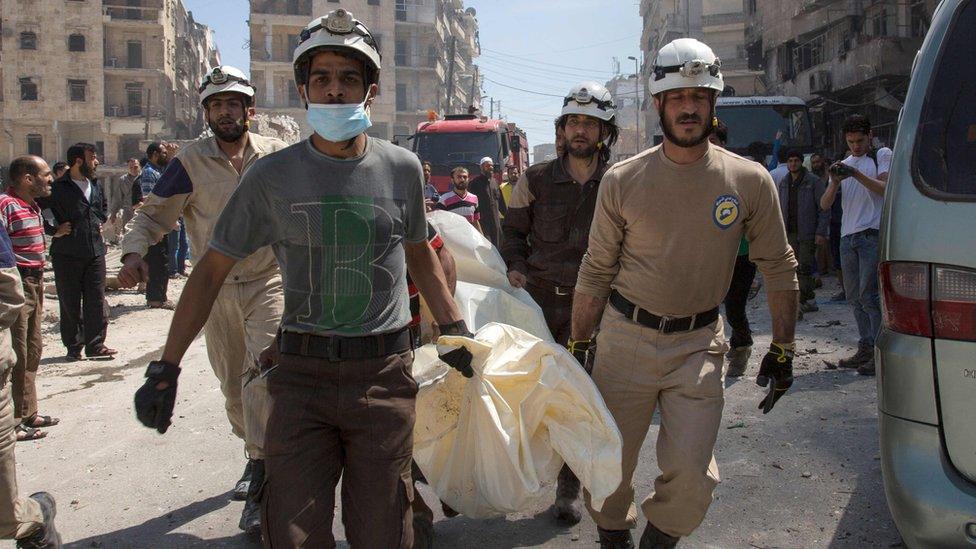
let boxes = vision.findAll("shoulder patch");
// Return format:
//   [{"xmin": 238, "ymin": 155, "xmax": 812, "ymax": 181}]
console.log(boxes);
[
  {"xmin": 713, "ymin": 194, "xmax": 740, "ymax": 229},
  {"xmin": 152, "ymin": 158, "xmax": 193, "ymax": 198}
]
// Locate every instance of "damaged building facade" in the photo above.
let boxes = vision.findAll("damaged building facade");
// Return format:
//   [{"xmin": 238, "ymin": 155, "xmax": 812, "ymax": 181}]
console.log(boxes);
[
  {"xmin": 249, "ymin": 0, "xmax": 481, "ymax": 142},
  {"xmin": 0, "ymin": 0, "xmax": 221, "ymax": 168}
]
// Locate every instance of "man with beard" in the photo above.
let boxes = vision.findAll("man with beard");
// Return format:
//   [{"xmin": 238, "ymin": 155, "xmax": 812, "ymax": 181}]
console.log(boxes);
[
  {"xmin": 117, "ymin": 65, "xmax": 287, "ymax": 535},
  {"xmin": 777, "ymin": 149, "xmax": 829, "ymax": 315},
  {"xmin": 437, "ymin": 166, "xmax": 483, "ymax": 232},
  {"xmin": 38, "ymin": 143, "xmax": 117, "ymax": 361},
  {"xmin": 502, "ymin": 81, "xmax": 618, "ymax": 525},
  {"xmin": 468, "ymin": 157, "xmax": 505, "ymax": 247},
  {"xmin": 572, "ymin": 39, "xmax": 798, "ymax": 548}
]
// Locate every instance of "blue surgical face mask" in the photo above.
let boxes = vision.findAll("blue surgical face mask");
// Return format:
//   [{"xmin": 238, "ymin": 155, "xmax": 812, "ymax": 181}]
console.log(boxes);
[{"xmin": 306, "ymin": 99, "xmax": 372, "ymax": 142}]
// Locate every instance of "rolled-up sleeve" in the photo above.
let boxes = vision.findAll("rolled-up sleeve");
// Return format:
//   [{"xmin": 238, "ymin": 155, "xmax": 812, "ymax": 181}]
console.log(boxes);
[
  {"xmin": 746, "ymin": 171, "xmax": 799, "ymax": 291},
  {"xmin": 576, "ymin": 168, "xmax": 625, "ymax": 298}
]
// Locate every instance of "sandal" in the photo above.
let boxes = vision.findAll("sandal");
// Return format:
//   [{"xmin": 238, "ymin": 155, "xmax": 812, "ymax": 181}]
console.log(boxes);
[
  {"xmin": 15, "ymin": 424, "xmax": 47, "ymax": 442},
  {"xmin": 24, "ymin": 414, "xmax": 60, "ymax": 428}
]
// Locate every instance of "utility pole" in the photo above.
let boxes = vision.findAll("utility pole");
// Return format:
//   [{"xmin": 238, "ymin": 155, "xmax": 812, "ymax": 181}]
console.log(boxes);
[
  {"xmin": 497, "ymin": 100, "xmax": 501, "ymax": 119},
  {"xmin": 444, "ymin": 36, "xmax": 457, "ymax": 114},
  {"xmin": 628, "ymin": 55, "xmax": 641, "ymax": 154},
  {"xmin": 144, "ymin": 88, "xmax": 152, "ymax": 140},
  {"xmin": 469, "ymin": 67, "xmax": 479, "ymax": 110},
  {"xmin": 489, "ymin": 97, "xmax": 494, "ymax": 118}
]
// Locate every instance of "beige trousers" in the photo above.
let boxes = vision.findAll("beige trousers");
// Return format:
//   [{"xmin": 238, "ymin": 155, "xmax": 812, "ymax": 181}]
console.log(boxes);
[
  {"xmin": 584, "ymin": 304, "xmax": 728, "ymax": 537},
  {"xmin": 0, "ymin": 374, "xmax": 43, "ymax": 540},
  {"xmin": 203, "ymin": 275, "xmax": 283, "ymax": 459}
]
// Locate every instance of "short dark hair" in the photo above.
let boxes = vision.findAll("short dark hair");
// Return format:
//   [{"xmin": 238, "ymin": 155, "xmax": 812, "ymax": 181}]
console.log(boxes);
[
  {"xmin": 786, "ymin": 148, "xmax": 804, "ymax": 161},
  {"xmin": 8, "ymin": 156, "xmax": 42, "ymax": 184},
  {"xmin": 713, "ymin": 119, "xmax": 728, "ymax": 145},
  {"xmin": 66, "ymin": 143, "xmax": 96, "ymax": 167},
  {"xmin": 842, "ymin": 114, "xmax": 871, "ymax": 135},
  {"xmin": 52, "ymin": 161, "xmax": 69, "ymax": 174},
  {"xmin": 146, "ymin": 142, "xmax": 163, "ymax": 158},
  {"xmin": 422, "ymin": 161, "xmax": 431, "ymax": 168}
]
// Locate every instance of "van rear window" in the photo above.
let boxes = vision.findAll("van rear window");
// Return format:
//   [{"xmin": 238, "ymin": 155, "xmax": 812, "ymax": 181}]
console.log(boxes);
[{"xmin": 914, "ymin": 0, "xmax": 976, "ymax": 196}]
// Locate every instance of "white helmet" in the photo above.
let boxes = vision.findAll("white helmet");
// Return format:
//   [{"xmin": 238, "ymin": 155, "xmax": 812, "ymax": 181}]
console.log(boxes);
[
  {"xmin": 649, "ymin": 38, "xmax": 724, "ymax": 96},
  {"xmin": 292, "ymin": 9, "xmax": 381, "ymax": 86},
  {"xmin": 199, "ymin": 65, "xmax": 255, "ymax": 105},
  {"xmin": 479, "ymin": 157, "xmax": 493, "ymax": 166},
  {"xmin": 560, "ymin": 81, "xmax": 617, "ymax": 124}
]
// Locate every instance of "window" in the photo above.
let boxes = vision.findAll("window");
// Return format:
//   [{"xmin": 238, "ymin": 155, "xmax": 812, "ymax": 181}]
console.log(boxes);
[
  {"xmin": 27, "ymin": 135, "xmax": 43, "ymax": 157},
  {"xmin": 68, "ymin": 34, "xmax": 86, "ymax": 52},
  {"xmin": 913, "ymin": 0, "xmax": 976, "ymax": 197},
  {"xmin": 20, "ymin": 32, "xmax": 37, "ymax": 50},
  {"xmin": 68, "ymin": 79, "xmax": 87, "ymax": 101},
  {"xmin": 396, "ymin": 83, "xmax": 407, "ymax": 111},
  {"xmin": 328, "ymin": 0, "xmax": 340, "ymax": 3},
  {"xmin": 20, "ymin": 78, "xmax": 38, "ymax": 101},
  {"xmin": 368, "ymin": 0, "xmax": 380, "ymax": 5},
  {"xmin": 126, "ymin": 83, "xmax": 144, "ymax": 116},
  {"xmin": 127, "ymin": 41, "xmax": 143, "ymax": 69}
]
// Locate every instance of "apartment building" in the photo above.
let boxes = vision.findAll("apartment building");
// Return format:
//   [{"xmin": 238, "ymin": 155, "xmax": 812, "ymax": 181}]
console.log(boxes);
[
  {"xmin": 0, "ymin": 0, "xmax": 220, "ymax": 168},
  {"xmin": 249, "ymin": 0, "xmax": 480, "ymax": 141},
  {"xmin": 604, "ymin": 73, "xmax": 645, "ymax": 159},
  {"xmin": 745, "ymin": 0, "xmax": 937, "ymax": 152}
]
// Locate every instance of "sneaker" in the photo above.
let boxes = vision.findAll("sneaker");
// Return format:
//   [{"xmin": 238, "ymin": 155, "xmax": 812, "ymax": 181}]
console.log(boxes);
[
  {"xmin": 726, "ymin": 345, "xmax": 751, "ymax": 377},
  {"xmin": 639, "ymin": 521, "xmax": 679, "ymax": 549},
  {"xmin": 839, "ymin": 346, "xmax": 873, "ymax": 369},
  {"xmin": 857, "ymin": 358, "xmax": 876, "ymax": 376},
  {"xmin": 552, "ymin": 465, "xmax": 581, "ymax": 525},
  {"xmin": 598, "ymin": 527, "xmax": 635, "ymax": 549},
  {"xmin": 800, "ymin": 301, "xmax": 819, "ymax": 313},
  {"xmin": 16, "ymin": 492, "xmax": 61, "ymax": 549},
  {"xmin": 238, "ymin": 459, "xmax": 263, "ymax": 536},
  {"xmin": 830, "ymin": 290, "xmax": 847, "ymax": 302},
  {"xmin": 233, "ymin": 459, "xmax": 255, "ymax": 501}
]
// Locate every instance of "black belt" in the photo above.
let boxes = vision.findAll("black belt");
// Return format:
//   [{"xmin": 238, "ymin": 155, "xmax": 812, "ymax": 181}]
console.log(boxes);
[
  {"xmin": 609, "ymin": 290, "xmax": 719, "ymax": 334},
  {"xmin": 17, "ymin": 266, "xmax": 43, "ymax": 279},
  {"xmin": 527, "ymin": 276, "xmax": 574, "ymax": 297},
  {"xmin": 278, "ymin": 328, "xmax": 412, "ymax": 362}
]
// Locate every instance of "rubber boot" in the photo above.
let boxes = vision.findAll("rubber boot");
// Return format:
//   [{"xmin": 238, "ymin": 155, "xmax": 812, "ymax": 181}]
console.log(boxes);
[
  {"xmin": 16, "ymin": 492, "xmax": 61, "ymax": 549},
  {"xmin": 239, "ymin": 459, "xmax": 264, "ymax": 536},
  {"xmin": 725, "ymin": 345, "xmax": 751, "ymax": 377},
  {"xmin": 839, "ymin": 345, "xmax": 872, "ymax": 368},
  {"xmin": 553, "ymin": 464, "xmax": 581, "ymax": 525},
  {"xmin": 638, "ymin": 522, "xmax": 679, "ymax": 549},
  {"xmin": 233, "ymin": 459, "xmax": 254, "ymax": 501},
  {"xmin": 598, "ymin": 527, "xmax": 635, "ymax": 549}
]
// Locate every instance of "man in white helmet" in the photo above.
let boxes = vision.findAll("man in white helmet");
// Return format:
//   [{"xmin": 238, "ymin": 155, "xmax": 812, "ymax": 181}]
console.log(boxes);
[
  {"xmin": 119, "ymin": 64, "xmax": 288, "ymax": 535},
  {"xmin": 571, "ymin": 39, "xmax": 799, "ymax": 548},
  {"xmin": 128, "ymin": 10, "xmax": 471, "ymax": 547},
  {"xmin": 501, "ymin": 81, "xmax": 619, "ymax": 525},
  {"xmin": 468, "ymin": 155, "xmax": 505, "ymax": 247}
]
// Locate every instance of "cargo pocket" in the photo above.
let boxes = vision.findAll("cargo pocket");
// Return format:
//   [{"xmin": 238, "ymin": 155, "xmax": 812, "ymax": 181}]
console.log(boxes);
[{"xmin": 399, "ymin": 469, "xmax": 416, "ymax": 548}]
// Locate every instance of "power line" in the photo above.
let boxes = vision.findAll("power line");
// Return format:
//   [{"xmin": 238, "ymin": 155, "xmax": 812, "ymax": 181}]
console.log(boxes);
[
  {"xmin": 482, "ymin": 34, "xmax": 641, "ymax": 57},
  {"xmin": 479, "ymin": 50, "xmax": 616, "ymax": 74},
  {"xmin": 476, "ymin": 56, "xmax": 608, "ymax": 83},
  {"xmin": 482, "ymin": 76, "xmax": 565, "ymax": 98}
]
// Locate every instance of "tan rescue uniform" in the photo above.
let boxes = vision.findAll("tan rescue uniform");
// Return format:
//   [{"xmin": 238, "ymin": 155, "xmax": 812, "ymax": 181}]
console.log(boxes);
[
  {"xmin": 0, "ymin": 265, "xmax": 44, "ymax": 540},
  {"xmin": 577, "ymin": 144, "xmax": 798, "ymax": 536},
  {"xmin": 122, "ymin": 133, "xmax": 287, "ymax": 458}
]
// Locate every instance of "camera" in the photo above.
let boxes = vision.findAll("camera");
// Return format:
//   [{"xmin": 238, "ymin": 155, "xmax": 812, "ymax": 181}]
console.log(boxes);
[{"xmin": 829, "ymin": 163, "xmax": 855, "ymax": 178}]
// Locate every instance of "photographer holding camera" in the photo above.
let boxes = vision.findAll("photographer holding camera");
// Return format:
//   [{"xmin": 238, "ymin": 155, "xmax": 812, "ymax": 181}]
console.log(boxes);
[{"xmin": 820, "ymin": 115, "xmax": 891, "ymax": 376}]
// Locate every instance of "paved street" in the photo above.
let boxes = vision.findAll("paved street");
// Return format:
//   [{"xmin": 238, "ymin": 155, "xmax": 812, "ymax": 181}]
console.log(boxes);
[{"xmin": 6, "ymin": 268, "xmax": 900, "ymax": 548}]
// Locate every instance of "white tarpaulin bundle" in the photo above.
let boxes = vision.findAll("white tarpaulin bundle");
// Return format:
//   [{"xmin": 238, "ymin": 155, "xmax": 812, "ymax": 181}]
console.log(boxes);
[{"xmin": 412, "ymin": 212, "xmax": 623, "ymax": 518}]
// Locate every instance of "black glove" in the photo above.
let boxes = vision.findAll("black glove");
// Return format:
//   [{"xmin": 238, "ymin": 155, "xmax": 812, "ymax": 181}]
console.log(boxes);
[
  {"xmin": 567, "ymin": 339, "xmax": 595, "ymax": 374},
  {"xmin": 437, "ymin": 320, "xmax": 475, "ymax": 378},
  {"xmin": 755, "ymin": 343, "xmax": 794, "ymax": 414},
  {"xmin": 134, "ymin": 360, "xmax": 181, "ymax": 433}
]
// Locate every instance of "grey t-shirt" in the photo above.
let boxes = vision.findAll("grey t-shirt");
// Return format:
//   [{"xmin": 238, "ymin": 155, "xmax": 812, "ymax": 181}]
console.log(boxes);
[{"xmin": 210, "ymin": 137, "xmax": 427, "ymax": 336}]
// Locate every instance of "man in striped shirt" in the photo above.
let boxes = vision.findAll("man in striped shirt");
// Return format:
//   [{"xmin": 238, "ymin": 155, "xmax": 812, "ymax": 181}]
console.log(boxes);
[
  {"xmin": 0, "ymin": 156, "xmax": 67, "ymax": 442},
  {"xmin": 437, "ymin": 167, "xmax": 483, "ymax": 233}
]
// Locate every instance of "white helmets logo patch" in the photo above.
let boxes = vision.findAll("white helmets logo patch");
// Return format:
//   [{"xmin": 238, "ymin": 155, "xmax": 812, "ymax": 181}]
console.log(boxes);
[{"xmin": 713, "ymin": 195, "xmax": 740, "ymax": 229}]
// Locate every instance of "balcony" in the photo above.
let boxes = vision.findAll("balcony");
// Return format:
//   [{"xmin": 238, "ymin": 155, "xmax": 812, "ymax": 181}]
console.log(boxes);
[
  {"xmin": 102, "ymin": 6, "xmax": 162, "ymax": 25},
  {"xmin": 702, "ymin": 12, "xmax": 747, "ymax": 28},
  {"xmin": 394, "ymin": 53, "xmax": 437, "ymax": 71},
  {"xmin": 395, "ymin": 4, "xmax": 436, "ymax": 25}
]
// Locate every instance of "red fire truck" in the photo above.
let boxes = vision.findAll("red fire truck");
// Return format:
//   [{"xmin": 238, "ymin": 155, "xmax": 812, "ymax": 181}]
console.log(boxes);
[{"xmin": 412, "ymin": 114, "xmax": 529, "ymax": 193}]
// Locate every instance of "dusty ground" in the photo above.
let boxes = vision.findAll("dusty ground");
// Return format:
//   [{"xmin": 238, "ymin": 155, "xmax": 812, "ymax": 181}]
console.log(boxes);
[{"xmin": 6, "ymin": 253, "xmax": 901, "ymax": 548}]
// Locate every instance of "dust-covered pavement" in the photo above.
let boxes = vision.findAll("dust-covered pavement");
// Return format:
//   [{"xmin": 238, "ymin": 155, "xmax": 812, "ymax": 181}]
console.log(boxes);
[{"xmin": 6, "ymin": 260, "xmax": 900, "ymax": 548}]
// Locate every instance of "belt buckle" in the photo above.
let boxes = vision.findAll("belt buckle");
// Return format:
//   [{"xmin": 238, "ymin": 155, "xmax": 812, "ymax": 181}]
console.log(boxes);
[{"xmin": 554, "ymin": 286, "xmax": 572, "ymax": 296}]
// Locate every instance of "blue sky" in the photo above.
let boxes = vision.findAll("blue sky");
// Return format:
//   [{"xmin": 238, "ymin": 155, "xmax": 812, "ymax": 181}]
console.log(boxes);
[{"xmin": 182, "ymin": 0, "xmax": 644, "ymax": 149}]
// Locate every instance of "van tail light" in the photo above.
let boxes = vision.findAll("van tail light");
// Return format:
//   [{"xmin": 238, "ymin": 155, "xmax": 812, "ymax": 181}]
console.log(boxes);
[
  {"xmin": 880, "ymin": 262, "xmax": 931, "ymax": 337},
  {"xmin": 932, "ymin": 266, "xmax": 976, "ymax": 341}
]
